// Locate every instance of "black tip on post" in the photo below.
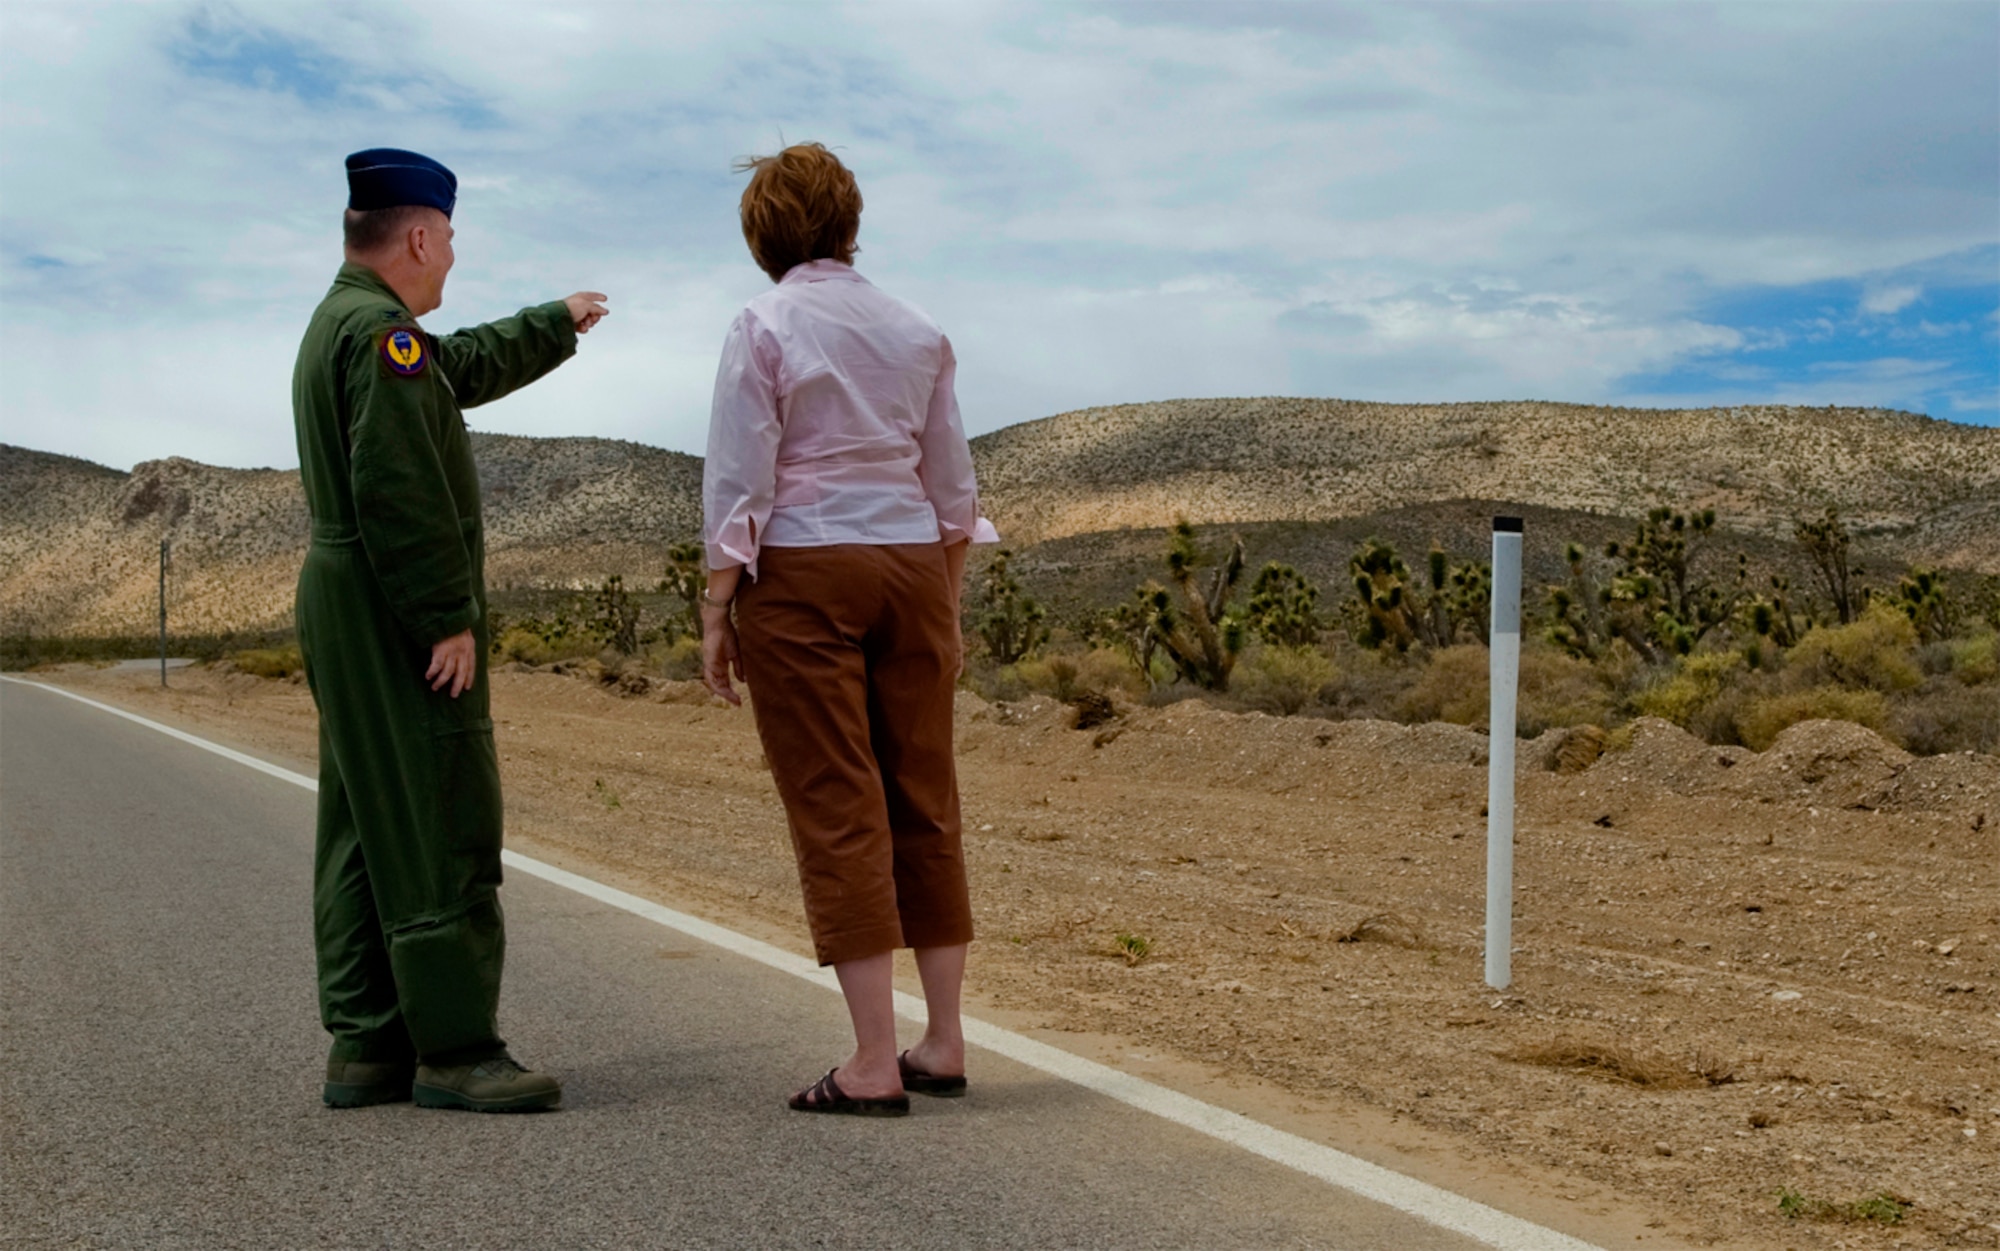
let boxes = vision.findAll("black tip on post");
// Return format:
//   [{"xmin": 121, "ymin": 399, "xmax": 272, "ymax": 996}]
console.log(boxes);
[{"xmin": 1493, "ymin": 516, "xmax": 1524, "ymax": 533}]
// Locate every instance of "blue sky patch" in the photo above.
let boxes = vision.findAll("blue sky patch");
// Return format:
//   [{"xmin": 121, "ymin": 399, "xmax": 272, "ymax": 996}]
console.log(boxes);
[
  {"xmin": 1619, "ymin": 246, "xmax": 1999, "ymax": 420},
  {"xmin": 171, "ymin": 15, "xmax": 348, "ymax": 104}
]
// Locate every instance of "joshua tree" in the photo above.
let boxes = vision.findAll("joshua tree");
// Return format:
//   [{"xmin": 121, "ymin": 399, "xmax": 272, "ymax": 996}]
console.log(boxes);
[
  {"xmin": 593, "ymin": 574, "xmax": 641, "ymax": 656},
  {"xmin": 658, "ymin": 540, "xmax": 705, "ymax": 640},
  {"xmin": 1546, "ymin": 541, "xmax": 1605, "ymax": 660},
  {"xmin": 1348, "ymin": 539, "xmax": 1488, "ymax": 651},
  {"xmin": 1245, "ymin": 562, "xmax": 1321, "ymax": 649},
  {"xmin": 1105, "ymin": 587, "xmax": 1170, "ymax": 689},
  {"xmin": 1746, "ymin": 573, "xmax": 1803, "ymax": 650},
  {"xmin": 1161, "ymin": 520, "xmax": 1248, "ymax": 689},
  {"xmin": 1425, "ymin": 544, "xmax": 1492, "ymax": 647},
  {"xmin": 1599, "ymin": 506, "xmax": 1744, "ymax": 658},
  {"xmin": 1116, "ymin": 520, "xmax": 1248, "ymax": 690},
  {"xmin": 1892, "ymin": 568, "xmax": 1952, "ymax": 644},
  {"xmin": 1350, "ymin": 539, "xmax": 1417, "ymax": 651},
  {"xmin": 1794, "ymin": 507, "xmax": 1863, "ymax": 624},
  {"xmin": 975, "ymin": 549, "xmax": 1048, "ymax": 665}
]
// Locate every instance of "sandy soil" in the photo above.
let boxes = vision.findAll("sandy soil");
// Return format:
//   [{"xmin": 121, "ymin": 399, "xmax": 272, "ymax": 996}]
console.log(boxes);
[{"xmin": 22, "ymin": 662, "xmax": 1999, "ymax": 1250}]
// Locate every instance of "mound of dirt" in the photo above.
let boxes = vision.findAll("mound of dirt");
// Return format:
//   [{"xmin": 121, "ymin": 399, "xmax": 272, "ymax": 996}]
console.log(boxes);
[
  {"xmin": 1857, "ymin": 750, "xmax": 2000, "ymax": 816},
  {"xmin": 1720, "ymin": 719, "xmax": 1913, "ymax": 810},
  {"xmin": 1305, "ymin": 717, "xmax": 1490, "ymax": 766},
  {"xmin": 1535, "ymin": 724, "xmax": 1607, "ymax": 774},
  {"xmin": 1597, "ymin": 717, "xmax": 1750, "ymax": 793}
]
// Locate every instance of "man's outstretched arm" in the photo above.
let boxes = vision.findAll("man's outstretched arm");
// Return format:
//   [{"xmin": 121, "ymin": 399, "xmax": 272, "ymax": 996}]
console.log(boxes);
[{"xmin": 435, "ymin": 292, "xmax": 607, "ymax": 409}]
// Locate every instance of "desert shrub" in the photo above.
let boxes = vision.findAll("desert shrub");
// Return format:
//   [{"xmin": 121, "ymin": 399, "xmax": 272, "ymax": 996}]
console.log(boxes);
[
  {"xmin": 490, "ymin": 604, "xmax": 600, "ymax": 666},
  {"xmin": 1891, "ymin": 680, "xmax": 2000, "ymax": 755},
  {"xmin": 1517, "ymin": 645, "xmax": 1615, "ymax": 736},
  {"xmin": 960, "ymin": 654, "xmax": 1031, "ymax": 703},
  {"xmin": 647, "ymin": 635, "xmax": 702, "ymax": 681},
  {"xmin": 1914, "ymin": 640, "xmax": 1956, "ymax": 677},
  {"xmin": 1737, "ymin": 687, "xmax": 1891, "ymax": 752},
  {"xmin": 1398, "ymin": 644, "xmax": 1489, "ymax": 726},
  {"xmin": 1233, "ymin": 645, "xmax": 1338, "ymax": 716},
  {"xmin": 1590, "ymin": 638, "xmax": 1649, "ymax": 705},
  {"xmin": 1016, "ymin": 655, "xmax": 1080, "ymax": 701},
  {"xmin": 1947, "ymin": 633, "xmax": 1997, "ymax": 685},
  {"xmin": 1632, "ymin": 647, "xmax": 1744, "ymax": 727},
  {"xmin": 493, "ymin": 626, "xmax": 554, "ymax": 666},
  {"xmin": 1075, "ymin": 646, "xmax": 1147, "ymax": 697},
  {"xmin": 1314, "ymin": 639, "xmax": 1423, "ymax": 721},
  {"xmin": 494, "ymin": 623, "xmax": 600, "ymax": 666},
  {"xmin": 1142, "ymin": 681, "xmax": 1204, "ymax": 709},
  {"xmin": 228, "ymin": 643, "xmax": 303, "ymax": 679},
  {"xmin": 1783, "ymin": 607, "xmax": 1921, "ymax": 692}
]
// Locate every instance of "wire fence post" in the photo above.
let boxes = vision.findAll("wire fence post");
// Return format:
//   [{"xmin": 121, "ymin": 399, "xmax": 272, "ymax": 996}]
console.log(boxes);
[
  {"xmin": 1485, "ymin": 516, "xmax": 1523, "ymax": 990},
  {"xmin": 159, "ymin": 539, "xmax": 170, "ymax": 688}
]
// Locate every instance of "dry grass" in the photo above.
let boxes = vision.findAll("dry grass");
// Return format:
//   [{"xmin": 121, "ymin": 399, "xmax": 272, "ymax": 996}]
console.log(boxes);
[
  {"xmin": 1334, "ymin": 911, "xmax": 1426, "ymax": 948},
  {"xmin": 1501, "ymin": 1037, "xmax": 1734, "ymax": 1090}
]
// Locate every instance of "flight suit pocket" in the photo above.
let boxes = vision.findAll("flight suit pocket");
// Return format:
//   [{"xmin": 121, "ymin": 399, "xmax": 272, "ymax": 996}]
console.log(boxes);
[{"xmin": 432, "ymin": 720, "xmax": 502, "ymax": 862}]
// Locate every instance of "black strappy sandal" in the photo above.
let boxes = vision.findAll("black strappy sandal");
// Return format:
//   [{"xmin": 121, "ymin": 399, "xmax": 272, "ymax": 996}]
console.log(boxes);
[
  {"xmin": 788, "ymin": 1068, "xmax": 911, "ymax": 1117},
  {"xmin": 898, "ymin": 1050, "xmax": 968, "ymax": 1098}
]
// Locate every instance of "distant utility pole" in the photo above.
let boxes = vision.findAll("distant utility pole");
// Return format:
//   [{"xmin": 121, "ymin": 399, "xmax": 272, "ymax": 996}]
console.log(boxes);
[
  {"xmin": 159, "ymin": 539, "xmax": 170, "ymax": 689},
  {"xmin": 1485, "ymin": 516, "xmax": 1523, "ymax": 991}
]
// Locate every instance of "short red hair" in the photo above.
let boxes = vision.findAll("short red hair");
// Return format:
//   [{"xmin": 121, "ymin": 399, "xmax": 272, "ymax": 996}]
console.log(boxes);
[{"xmin": 733, "ymin": 143, "xmax": 863, "ymax": 282}]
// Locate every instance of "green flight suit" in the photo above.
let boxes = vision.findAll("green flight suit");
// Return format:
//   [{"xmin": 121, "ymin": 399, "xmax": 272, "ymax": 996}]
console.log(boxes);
[{"xmin": 292, "ymin": 262, "xmax": 576, "ymax": 1066}]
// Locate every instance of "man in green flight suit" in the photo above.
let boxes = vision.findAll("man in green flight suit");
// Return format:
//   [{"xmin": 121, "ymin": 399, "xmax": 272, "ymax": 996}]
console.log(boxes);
[{"xmin": 294, "ymin": 148, "xmax": 608, "ymax": 1113}]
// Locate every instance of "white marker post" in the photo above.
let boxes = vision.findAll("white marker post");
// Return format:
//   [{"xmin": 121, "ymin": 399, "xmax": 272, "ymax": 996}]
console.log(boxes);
[{"xmin": 1485, "ymin": 517, "xmax": 1523, "ymax": 991}]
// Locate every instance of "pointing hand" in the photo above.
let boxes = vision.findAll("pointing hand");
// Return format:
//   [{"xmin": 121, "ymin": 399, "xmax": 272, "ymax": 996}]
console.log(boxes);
[{"xmin": 564, "ymin": 292, "xmax": 609, "ymax": 334}]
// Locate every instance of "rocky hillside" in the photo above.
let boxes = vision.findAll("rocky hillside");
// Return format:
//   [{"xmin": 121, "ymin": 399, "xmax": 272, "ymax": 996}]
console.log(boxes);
[
  {"xmin": 0, "ymin": 435, "xmax": 701, "ymax": 637},
  {"xmin": 2, "ymin": 400, "xmax": 1994, "ymax": 637},
  {"xmin": 971, "ymin": 399, "xmax": 2000, "ymax": 565}
]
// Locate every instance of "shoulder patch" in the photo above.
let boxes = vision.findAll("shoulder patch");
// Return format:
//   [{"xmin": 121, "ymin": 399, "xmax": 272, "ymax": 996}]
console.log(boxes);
[{"xmin": 378, "ymin": 327, "xmax": 428, "ymax": 377}]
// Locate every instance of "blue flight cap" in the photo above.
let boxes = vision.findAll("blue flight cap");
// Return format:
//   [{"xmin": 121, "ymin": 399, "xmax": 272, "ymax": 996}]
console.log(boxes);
[{"xmin": 345, "ymin": 148, "xmax": 457, "ymax": 218}]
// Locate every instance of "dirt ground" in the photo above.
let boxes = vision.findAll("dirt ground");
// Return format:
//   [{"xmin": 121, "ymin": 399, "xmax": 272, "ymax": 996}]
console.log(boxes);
[{"xmin": 23, "ymin": 662, "xmax": 1999, "ymax": 1250}]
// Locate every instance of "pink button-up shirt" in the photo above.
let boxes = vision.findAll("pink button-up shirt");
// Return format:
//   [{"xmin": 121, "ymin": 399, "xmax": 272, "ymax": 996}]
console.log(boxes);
[{"xmin": 703, "ymin": 259, "xmax": 999, "ymax": 578}]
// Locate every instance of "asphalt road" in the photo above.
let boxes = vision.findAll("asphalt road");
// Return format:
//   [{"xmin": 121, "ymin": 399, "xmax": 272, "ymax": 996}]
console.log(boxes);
[{"xmin": 0, "ymin": 679, "xmax": 1521, "ymax": 1250}]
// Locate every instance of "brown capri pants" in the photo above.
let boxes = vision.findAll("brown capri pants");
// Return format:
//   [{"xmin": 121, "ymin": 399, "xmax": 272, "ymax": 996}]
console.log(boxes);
[{"xmin": 736, "ymin": 542, "xmax": 974, "ymax": 966}]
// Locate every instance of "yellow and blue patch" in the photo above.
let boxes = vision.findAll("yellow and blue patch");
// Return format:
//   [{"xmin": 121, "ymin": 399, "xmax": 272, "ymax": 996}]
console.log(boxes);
[{"xmin": 379, "ymin": 327, "xmax": 427, "ymax": 377}]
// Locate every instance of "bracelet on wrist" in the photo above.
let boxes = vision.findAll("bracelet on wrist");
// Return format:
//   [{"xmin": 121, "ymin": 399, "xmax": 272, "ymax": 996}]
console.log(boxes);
[{"xmin": 700, "ymin": 589, "xmax": 733, "ymax": 609}]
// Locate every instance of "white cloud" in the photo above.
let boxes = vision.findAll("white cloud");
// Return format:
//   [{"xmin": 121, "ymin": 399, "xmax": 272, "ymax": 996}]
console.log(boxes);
[{"xmin": 1860, "ymin": 285, "xmax": 1922, "ymax": 316}]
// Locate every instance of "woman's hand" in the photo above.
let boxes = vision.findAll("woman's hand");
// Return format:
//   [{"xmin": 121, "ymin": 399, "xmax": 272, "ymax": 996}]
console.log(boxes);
[{"xmin": 702, "ymin": 604, "xmax": 744, "ymax": 706}]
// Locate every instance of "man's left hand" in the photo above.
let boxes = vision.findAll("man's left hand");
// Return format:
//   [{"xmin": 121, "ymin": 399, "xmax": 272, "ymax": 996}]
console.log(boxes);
[
  {"xmin": 564, "ymin": 292, "xmax": 609, "ymax": 334},
  {"xmin": 426, "ymin": 628, "xmax": 477, "ymax": 698}
]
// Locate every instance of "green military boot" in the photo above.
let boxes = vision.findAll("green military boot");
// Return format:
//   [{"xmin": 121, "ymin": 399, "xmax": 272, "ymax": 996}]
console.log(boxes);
[
  {"xmin": 413, "ymin": 1056, "xmax": 561, "ymax": 1113},
  {"xmin": 324, "ymin": 1058, "xmax": 415, "ymax": 1108}
]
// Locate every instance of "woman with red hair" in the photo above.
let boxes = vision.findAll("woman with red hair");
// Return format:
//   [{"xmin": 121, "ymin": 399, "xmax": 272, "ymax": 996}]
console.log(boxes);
[{"xmin": 700, "ymin": 143, "xmax": 998, "ymax": 1116}]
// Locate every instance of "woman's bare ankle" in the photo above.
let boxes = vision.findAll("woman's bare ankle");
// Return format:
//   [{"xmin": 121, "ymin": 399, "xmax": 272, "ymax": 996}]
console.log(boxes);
[{"xmin": 905, "ymin": 1034, "xmax": 965, "ymax": 1077}]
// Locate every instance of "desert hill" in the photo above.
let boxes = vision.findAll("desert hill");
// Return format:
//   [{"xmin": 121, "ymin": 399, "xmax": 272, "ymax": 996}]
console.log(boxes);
[
  {"xmin": 2, "ymin": 399, "xmax": 1994, "ymax": 638},
  {"xmin": 972, "ymin": 399, "xmax": 2000, "ymax": 565}
]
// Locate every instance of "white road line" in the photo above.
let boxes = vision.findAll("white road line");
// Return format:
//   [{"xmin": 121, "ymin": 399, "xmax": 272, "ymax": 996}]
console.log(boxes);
[{"xmin": 3, "ymin": 675, "xmax": 1604, "ymax": 1251}]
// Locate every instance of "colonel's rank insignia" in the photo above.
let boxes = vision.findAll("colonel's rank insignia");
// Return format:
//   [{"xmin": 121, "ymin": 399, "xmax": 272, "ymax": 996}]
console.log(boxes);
[{"xmin": 380, "ymin": 328, "xmax": 427, "ymax": 376}]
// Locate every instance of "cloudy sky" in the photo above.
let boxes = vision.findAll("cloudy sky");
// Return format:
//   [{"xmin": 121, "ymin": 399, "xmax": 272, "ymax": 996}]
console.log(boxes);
[{"xmin": 2, "ymin": 1, "xmax": 1994, "ymax": 471}]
